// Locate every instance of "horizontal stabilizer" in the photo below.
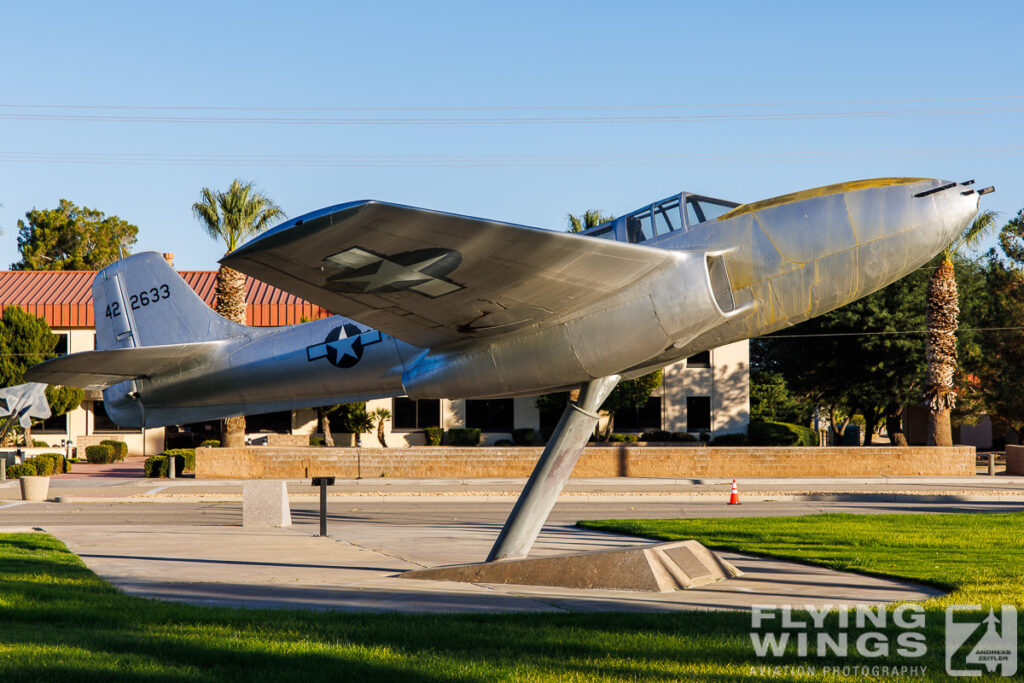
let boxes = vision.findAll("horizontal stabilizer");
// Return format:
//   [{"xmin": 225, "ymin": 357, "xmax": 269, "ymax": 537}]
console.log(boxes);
[{"xmin": 24, "ymin": 342, "xmax": 225, "ymax": 390}]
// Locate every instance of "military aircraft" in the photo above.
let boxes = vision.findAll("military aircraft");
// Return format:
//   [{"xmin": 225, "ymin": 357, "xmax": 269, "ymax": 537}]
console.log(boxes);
[{"xmin": 27, "ymin": 176, "xmax": 989, "ymax": 560}]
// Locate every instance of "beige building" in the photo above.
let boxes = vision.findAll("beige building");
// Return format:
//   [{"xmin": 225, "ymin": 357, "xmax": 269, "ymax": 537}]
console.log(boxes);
[{"xmin": 1, "ymin": 267, "xmax": 749, "ymax": 453}]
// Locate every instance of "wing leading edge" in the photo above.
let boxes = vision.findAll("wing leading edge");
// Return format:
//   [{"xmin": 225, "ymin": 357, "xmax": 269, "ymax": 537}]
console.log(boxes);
[{"xmin": 221, "ymin": 201, "xmax": 674, "ymax": 349}]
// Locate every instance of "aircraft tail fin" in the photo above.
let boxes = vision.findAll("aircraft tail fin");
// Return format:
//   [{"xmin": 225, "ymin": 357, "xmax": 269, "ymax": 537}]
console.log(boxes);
[{"xmin": 93, "ymin": 252, "xmax": 245, "ymax": 350}]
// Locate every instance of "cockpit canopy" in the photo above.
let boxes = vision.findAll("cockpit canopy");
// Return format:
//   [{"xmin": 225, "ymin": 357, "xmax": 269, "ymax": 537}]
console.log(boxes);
[{"xmin": 579, "ymin": 192, "xmax": 739, "ymax": 244}]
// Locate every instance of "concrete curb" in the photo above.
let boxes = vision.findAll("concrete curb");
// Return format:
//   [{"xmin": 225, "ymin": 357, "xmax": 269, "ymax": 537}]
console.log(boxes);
[{"xmin": 50, "ymin": 491, "xmax": 1024, "ymax": 504}]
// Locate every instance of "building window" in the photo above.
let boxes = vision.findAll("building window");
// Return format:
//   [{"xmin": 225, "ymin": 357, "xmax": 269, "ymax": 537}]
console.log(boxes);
[
  {"xmin": 686, "ymin": 351, "xmax": 710, "ymax": 367},
  {"xmin": 245, "ymin": 411, "xmax": 292, "ymax": 434},
  {"xmin": 465, "ymin": 399, "xmax": 514, "ymax": 432},
  {"xmin": 53, "ymin": 333, "xmax": 68, "ymax": 356},
  {"xmin": 687, "ymin": 396, "xmax": 712, "ymax": 432},
  {"xmin": 392, "ymin": 397, "xmax": 441, "ymax": 430},
  {"xmin": 38, "ymin": 412, "xmax": 68, "ymax": 433},
  {"xmin": 92, "ymin": 401, "xmax": 121, "ymax": 432},
  {"xmin": 614, "ymin": 396, "xmax": 662, "ymax": 431}
]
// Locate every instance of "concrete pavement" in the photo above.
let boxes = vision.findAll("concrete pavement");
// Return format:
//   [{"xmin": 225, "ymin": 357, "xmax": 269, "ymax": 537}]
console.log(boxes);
[
  {"xmin": 3, "ymin": 474, "xmax": 1018, "ymax": 613},
  {"xmin": 32, "ymin": 520, "xmax": 941, "ymax": 612}
]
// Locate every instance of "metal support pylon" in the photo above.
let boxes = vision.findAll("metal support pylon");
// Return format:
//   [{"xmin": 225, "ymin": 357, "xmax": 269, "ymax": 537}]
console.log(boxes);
[{"xmin": 487, "ymin": 374, "xmax": 620, "ymax": 562}]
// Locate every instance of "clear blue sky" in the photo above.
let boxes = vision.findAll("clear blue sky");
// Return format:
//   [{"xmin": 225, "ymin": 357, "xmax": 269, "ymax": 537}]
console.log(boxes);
[{"xmin": 1, "ymin": 0, "xmax": 1021, "ymax": 270}]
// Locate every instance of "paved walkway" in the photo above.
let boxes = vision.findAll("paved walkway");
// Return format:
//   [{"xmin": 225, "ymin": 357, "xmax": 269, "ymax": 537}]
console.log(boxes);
[
  {"xmin": 3, "ymin": 474, "xmax": 1022, "ymax": 505},
  {"xmin": 37, "ymin": 520, "xmax": 942, "ymax": 613}
]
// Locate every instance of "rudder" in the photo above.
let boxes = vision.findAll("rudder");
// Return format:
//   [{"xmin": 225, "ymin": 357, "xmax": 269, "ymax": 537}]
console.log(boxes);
[{"xmin": 93, "ymin": 252, "xmax": 244, "ymax": 350}]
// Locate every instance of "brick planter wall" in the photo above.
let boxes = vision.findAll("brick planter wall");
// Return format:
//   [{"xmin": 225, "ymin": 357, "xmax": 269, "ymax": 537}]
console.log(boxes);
[
  {"xmin": 1006, "ymin": 445, "xmax": 1024, "ymax": 475},
  {"xmin": 195, "ymin": 445, "xmax": 976, "ymax": 479}
]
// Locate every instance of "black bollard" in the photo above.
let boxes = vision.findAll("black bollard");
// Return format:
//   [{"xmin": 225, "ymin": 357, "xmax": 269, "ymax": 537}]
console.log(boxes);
[{"xmin": 311, "ymin": 477, "xmax": 335, "ymax": 537}]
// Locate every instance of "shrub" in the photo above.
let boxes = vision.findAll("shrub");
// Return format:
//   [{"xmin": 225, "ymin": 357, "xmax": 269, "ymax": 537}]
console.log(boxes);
[
  {"xmin": 144, "ymin": 456, "xmax": 169, "ymax": 478},
  {"xmin": 85, "ymin": 444, "xmax": 116, "ymax": 464},
  {"xmin": 448, "ymin": 428, "xmax": 481, "ymax": 446},
  {"xmin": 32, "ymin": 439, "xmax": 49, "ymax": 447},
  {"xmin": 511, "ymin": 428, "xmax": 535, "ymax": 446},
  {"xmin": 494, "ymin": 439, "xmax": 515, "ymax": 447},
  {"xmin": 710, "ymin": 432, "xmax": 748, "ymax": 446},
  {"xmin": 747, "ymin": 420, "xmax": 818, "ymax": 447},
  {"xmin": 672, "ymin": 432, "xmax": 698, "ymax": 442},
  {"xmin": 162, "ymin": 448, "xmax": 196, "ymax": 474},
  {"xmin": 640, "ymin": 430, "xmax": 672, "ymax": 442},
  {"xmin": 35, "ymin": 452, "xmax": 67, "ymax": 474},
  {"xmin": 608, "ymin": 433, "xmax": 639, "ymax": 443},
  {"xmin": 199, "ymin": 439, "xmax": 221, "ymax": 448},
  {"xmin": 6, "ymin": 462, "xmax": 36, "ymax": 479},
  {"xmin": 309, "ymin": 435, "xmax": 326, "ymax": 447},
  {"xmin": 423, "ymin": 427, "xmax": 443, "ymax": 446},
  {"xmin": 100, "ymin": 440, "xmax": 128, "ymax": 461},
  {"xmin": 31, "ymin": 456, "xmax": 56, "ymax": 476}
]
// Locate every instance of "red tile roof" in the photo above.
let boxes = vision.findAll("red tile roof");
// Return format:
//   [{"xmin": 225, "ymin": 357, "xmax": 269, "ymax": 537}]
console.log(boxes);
[{"xmin": 0, "ymin": 270, "xmax": 332, "ymax": 328}]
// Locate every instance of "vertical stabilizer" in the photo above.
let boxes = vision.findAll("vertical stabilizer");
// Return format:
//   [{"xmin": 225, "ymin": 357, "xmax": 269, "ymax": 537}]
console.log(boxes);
[{"xmin": 93, "ymin": 252, "xmax": 244, "ymax": 350}]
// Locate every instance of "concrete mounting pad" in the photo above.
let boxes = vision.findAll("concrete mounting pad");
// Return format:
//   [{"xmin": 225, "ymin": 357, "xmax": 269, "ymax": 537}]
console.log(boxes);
[
  {"xmin": 31, "ymin": 520, "xmax": 943, "ymax": 612},
  {"xmin": 400, "ymin": 540, "xmax": 741, "ymax": 591}
]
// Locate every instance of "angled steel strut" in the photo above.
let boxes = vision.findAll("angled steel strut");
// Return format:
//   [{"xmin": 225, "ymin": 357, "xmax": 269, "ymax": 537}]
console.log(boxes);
[{"xmin": 487, "ymin": 374, "xmax": 620, "ymax": 562}]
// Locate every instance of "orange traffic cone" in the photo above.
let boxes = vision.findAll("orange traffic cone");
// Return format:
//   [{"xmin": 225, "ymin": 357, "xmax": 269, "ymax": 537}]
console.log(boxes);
[{"xmin": 728, "ymin": 479, "xmax": 740, "ymax": 505}]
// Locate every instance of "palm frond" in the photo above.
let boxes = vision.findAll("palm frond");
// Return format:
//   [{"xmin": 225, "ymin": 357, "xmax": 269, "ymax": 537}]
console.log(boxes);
[
  {"xmin": 951, "ymin": 209, "xmax": 999, "ymax": 256},
  {"xmin": 192, "ymin": 179, "xmax": 286, "ymax": 252}
]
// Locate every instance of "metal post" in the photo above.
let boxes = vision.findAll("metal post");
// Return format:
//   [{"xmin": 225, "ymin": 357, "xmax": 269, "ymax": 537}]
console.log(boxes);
[
  {"xmin": 487, "ymin": 375, "xmax": 619, "ymax": 562},
  {"xmin": 311, "ymin": 477, "xmax": 335, "ymax": 536},
  {"xmin": 319, "ymin": 479, "xmax": 328, "ymax": 536},
  {"xmin": 988, "ymin": 452, "xmax": 996, "ymax": 476}
]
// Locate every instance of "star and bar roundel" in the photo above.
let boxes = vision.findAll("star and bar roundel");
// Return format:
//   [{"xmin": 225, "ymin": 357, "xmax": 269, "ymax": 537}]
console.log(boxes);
[
  {"xmin": 306, "ymin": 323, "xmax": 383, "ymax": 369},
  {"xmin": 323, "ymin": 246, "xmax": 464, "ymax": 297}
]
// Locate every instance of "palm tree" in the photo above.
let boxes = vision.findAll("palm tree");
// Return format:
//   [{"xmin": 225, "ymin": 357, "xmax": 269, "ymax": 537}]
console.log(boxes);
[
  {"xmin": 192, "ymin": 180, "xmax": 285, "ymax": 447},
  {"xmin": 370, "ymin": 407, "xmax": 391, "ymax": 448},
  {"xmin": 566, "ymin": 210, "xmax": 614, "ymax": 233},
  {"xmin": 924, "ymin": 209, "xmax": 998, "ymax": 446}
]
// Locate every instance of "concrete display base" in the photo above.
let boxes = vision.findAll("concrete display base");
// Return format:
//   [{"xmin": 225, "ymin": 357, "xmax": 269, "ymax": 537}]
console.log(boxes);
[
  {"xmin": 399, "ymin": 540, "xmax": 741, "ymax": 592},
  {"xmin": 242, "ymin": 480, "xmax": 291, "ymax": 528}
]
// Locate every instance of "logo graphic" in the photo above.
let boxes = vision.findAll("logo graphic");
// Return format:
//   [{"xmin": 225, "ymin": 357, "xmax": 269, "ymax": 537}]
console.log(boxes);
[
  {"xmin": 306, "ymin": 323, "xmax": 382, "ymax": 369},
  {"xmin": 946, "ymin": 605, "xmax": 1017, "ymax": 676},
  {"xmin": 323, "ymin": 247, "xmax": 463, "ymax": 297}
]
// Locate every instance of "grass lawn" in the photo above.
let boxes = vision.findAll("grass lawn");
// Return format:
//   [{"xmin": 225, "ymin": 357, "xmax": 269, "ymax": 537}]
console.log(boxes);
[{"xmin": 1, "ymin": 512, "xmax": 1021, "ymax": 681}]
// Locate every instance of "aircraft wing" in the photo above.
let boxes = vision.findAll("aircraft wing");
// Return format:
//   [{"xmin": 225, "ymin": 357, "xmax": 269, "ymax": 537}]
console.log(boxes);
[
  {"xmin": 24, "ymin": 342, "xmax": 224, "ymax": 390},
  {"xmin": 221, "ymin": 201, "xmax": 674, "ymax": 348}
]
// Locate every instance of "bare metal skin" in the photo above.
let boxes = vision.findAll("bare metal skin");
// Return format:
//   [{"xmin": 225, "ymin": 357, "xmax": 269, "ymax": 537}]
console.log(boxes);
[{"xmin": 28, "ymin": 176, "xmax": 985, "ymax": 560}]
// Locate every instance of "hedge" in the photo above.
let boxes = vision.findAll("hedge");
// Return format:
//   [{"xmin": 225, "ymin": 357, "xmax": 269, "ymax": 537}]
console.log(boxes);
[
  {"xmin": 85, "ymin": 444, "xmax": 117, "ymax": 464},
  {"xmin": 199, "ymin": 439, "xmax": 221, "ymax": 448},
  {"xmin": 144, "ymin": 456, "xmax": 170, "ymax": 478},
  {"xmin": 747, "ymin": 420, "xmax": 818, "ymax": 447},
  {"xmin": 448, "ymin": 428, "xmax": 481, "ymax": 446},
  {"xmin": 608, "ymin": 433, "xmax": 639, "ymax": 443},
  {"xmin": 309, "ymin": 435, "xmax": 326, "ymax": 447},
  {"xmin": 5, "ymin": 462, "xmax": 35, "ymax": 479},
  {"xmin": 710, "ymin": 433, "xmax": 748, "ymax": 446},
  {"xmin": 36, "ymin": 452, "xmax": 68, "ymax": 474},
  {"xmin": 511, "ymin": 428, "xmax": 535, "ymax": 446},
  {"xmin": 423, "ymin": 427, "xmax": 443, "ymax": 446},
  {"xmin": 163, "ymin": 448, "xmax": 196, "ymax": 474},
  {"xmin": 99, "ymin": 440, "xmax": 128, "ymax": 461},
  {"xmin": 639, "ymin": 431, "xmax": 697, "ymax": 442},
  {"xmin": 494, "ymin": 439, "xmax": 515, "ymax": 447}
]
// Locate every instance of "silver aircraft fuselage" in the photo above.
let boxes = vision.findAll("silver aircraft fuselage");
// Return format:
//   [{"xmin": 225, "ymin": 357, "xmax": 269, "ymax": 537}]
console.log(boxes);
[{"xmin": 88, "ymin": 177, "xmax": 980, "ymax": 428}]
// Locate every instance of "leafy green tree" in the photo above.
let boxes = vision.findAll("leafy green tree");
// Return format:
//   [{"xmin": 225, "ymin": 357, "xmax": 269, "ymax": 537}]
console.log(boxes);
[
  {"xmin": 755, "ymin": 267, "xmax": 930, "ymax": 445},
  {"xmin": 749, "ymin": 370, "xmax": 812, "ymax": 425},
  {"xmin": 599, "ymin": 370, "xmax": 662, "ymax": 439},
  {"xmin": 0, "ymin": 306, "xmax": 83, "ymax": 444},
  {"xmin": 13, "ymin": 199, "xmax": 138, "ymax": 270},
  {"xmin": 192, "ymin": 180, "xmax": 285, "ymax": 447},
  {"xmin": 566, "ymin": 210, "xmax": 614, "ymax": 233}
]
